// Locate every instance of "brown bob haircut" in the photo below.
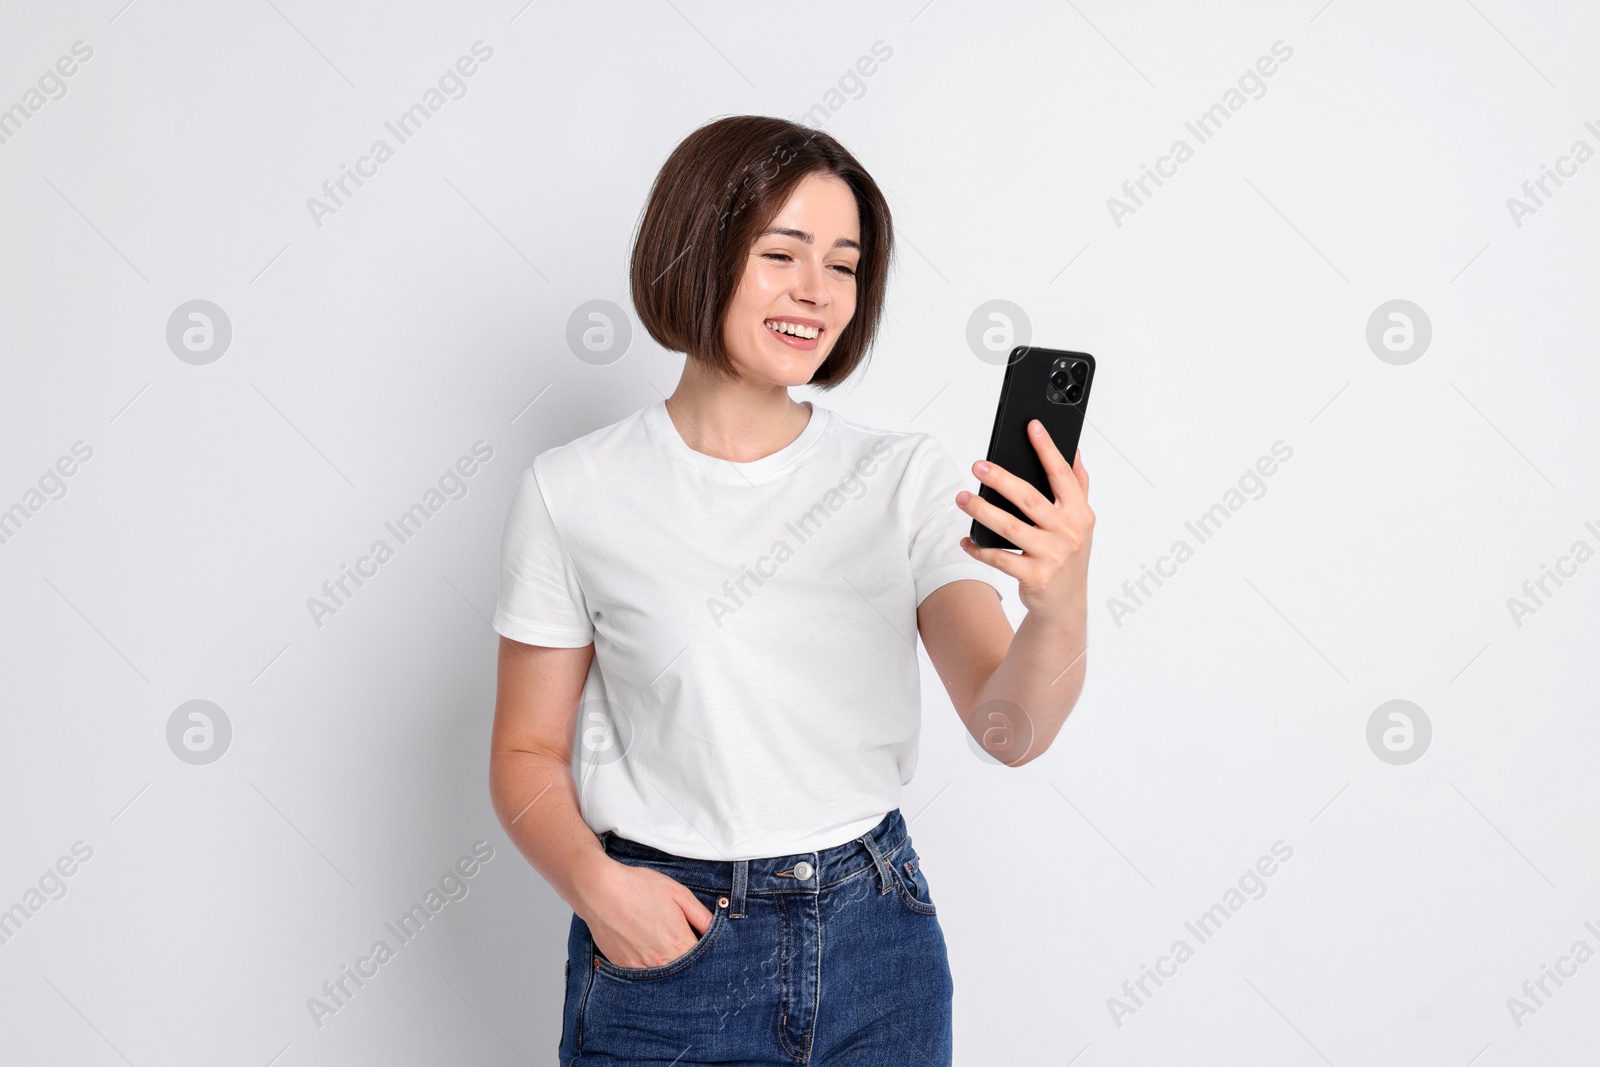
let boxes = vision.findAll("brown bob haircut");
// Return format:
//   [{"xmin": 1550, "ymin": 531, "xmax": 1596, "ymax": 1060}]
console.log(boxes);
[{"xmin": 629, "ymin": 115, "xmax": 894, "ymax": 389}]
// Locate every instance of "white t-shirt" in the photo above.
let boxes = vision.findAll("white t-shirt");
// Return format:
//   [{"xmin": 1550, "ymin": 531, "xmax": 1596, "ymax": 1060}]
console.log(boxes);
[{"xmin": 492, "ymin": 398, "xmax": 1004, "ymax": 860}]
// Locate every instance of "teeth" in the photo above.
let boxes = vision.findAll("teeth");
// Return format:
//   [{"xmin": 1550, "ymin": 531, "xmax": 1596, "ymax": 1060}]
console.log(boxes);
[{"xmin": 765, "ymin": 320, "xmax": 820, "ymax": 339}]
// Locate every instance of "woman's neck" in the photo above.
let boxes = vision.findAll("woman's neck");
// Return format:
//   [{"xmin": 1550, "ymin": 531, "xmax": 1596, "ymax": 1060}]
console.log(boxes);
[{"xmin": 663, "ymin": 362, "xmax": 814, "ymax": 463}]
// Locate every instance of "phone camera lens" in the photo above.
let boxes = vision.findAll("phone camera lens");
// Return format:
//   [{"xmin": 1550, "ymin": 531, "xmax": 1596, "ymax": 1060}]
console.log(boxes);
[
  {"xmin": 1069, "ymin": 361, "xmax": 1087, "ymax": 382},
  {"xmin": 1050, "ymin": 369, "xmax": 1070, "ymax": 391},
  {"xmin": 1065, "ymin": 383, "xmax": 1083, "ymax": 403}
]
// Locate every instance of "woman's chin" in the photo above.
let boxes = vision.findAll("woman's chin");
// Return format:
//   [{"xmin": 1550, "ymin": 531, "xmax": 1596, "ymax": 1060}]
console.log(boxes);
[{"xmin": 733, "ymin": 351, "xmax": 829, "ymax": 388}]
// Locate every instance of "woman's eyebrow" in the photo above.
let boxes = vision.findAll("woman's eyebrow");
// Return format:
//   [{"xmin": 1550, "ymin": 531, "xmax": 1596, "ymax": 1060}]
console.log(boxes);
[{"xmin": 760, "ymin": 226, "xmax": 861, "ymax": 252}]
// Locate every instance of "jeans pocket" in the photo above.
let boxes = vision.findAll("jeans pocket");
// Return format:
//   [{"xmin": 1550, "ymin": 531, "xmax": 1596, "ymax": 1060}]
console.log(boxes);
[
  {"xmin": 591, "ymin": 890, "xmax": 729, "ymax": 981},
  {"xmin": 891, "ymin": 839, "xmax": 938, "ymax": 916}
]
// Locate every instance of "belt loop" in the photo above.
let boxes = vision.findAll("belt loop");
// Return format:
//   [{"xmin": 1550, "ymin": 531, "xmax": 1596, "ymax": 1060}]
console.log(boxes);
[
  {"xmin": 731, "ymin": 859, "xmax": 749, "ymax": 918},
  {"xmin": 858, "ymin": 822, "xmax": 895, "ymax": 895}
]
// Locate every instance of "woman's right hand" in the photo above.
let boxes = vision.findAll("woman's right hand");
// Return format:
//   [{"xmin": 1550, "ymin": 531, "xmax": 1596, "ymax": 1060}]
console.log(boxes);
[{"xmin": 577, "ymin": 855, "xmax": 716, "ymax": 969}]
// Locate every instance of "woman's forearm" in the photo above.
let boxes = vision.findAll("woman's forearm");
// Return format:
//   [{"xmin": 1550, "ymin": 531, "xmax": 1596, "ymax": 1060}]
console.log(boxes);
[
  {"xmin": 967, "ymin": 592, "xmax": 1088, "ymax": 765},
  {"xmin": 489, "ymin": 749, "xmax": 614, "ymax": 922}
]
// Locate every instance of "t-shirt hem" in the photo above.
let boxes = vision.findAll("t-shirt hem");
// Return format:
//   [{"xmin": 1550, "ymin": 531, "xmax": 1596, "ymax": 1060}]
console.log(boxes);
[
  {"xmin": 914, "ymin": 562, "xmax": 1004, "ymax": 607},
  {"xmin": 492, "ymin": 609, "xmax": 594, "ymax": 648}
]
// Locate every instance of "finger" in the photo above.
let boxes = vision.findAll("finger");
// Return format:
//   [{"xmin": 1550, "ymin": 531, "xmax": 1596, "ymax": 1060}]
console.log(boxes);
[
  {"xmin": 1072, "ymin": 448, "xmax": 1089, "ymax": 498},
  {"xmin": 1028, "ymin": 420, "xmax": 1086, "ymax": 511},
  {"xmin": 959, "ymin": 488, "xmax": 1050, "ymax": 555},
  {"xmin": 679, "ymin": 891, "xmax": 715, "ymax": 934},
  {"xmin": 959, "ymin": 534, "xmax": 1029, "ymax": 580},
  {"xmin": 971, "ymin": 457, "xmax": 1059, "ymax": 532}
]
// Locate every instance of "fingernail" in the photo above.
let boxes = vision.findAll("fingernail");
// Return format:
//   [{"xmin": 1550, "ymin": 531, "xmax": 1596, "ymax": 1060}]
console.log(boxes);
[{"xmin": 975, "ymin": 461, "xmax": 990, "ymax": 475}]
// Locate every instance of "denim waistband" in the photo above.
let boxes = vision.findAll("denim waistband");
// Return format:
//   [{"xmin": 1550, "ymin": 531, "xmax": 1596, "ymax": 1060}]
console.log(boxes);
[{"xmin": 596, "ymin": 809, "xmax": 908, "ymax": 919}]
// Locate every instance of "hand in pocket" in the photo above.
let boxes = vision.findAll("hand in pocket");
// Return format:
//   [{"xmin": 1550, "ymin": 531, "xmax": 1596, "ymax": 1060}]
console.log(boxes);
[{"xmin": 582, "ymin": 859, "xmax": 716, "ymax": 969}]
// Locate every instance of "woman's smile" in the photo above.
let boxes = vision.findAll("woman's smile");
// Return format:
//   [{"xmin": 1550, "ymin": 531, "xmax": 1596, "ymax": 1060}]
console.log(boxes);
[{"xmin": 762, "ymin": 316, "xmax": 825, "ymax": 352}]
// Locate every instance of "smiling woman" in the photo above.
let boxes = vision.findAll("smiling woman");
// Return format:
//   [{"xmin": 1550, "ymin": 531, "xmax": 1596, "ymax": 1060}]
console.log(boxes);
[
  {"xmin": 628, "ymin": 116, "xmax": 892, "ymax": 392},
  {"xmin": 488, "ymin": 114, "xmax": 1094, "ymax": 1067}
]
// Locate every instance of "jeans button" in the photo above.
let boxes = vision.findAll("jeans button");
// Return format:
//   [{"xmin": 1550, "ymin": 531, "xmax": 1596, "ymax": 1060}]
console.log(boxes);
[{"xmin": 793, "ymin": 860, "xmax": 814, "ymax": 880}]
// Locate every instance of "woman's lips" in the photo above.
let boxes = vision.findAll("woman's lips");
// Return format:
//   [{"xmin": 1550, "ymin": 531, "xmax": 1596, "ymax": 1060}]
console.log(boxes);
[{"xmin": 763, "ymin": 324, "xmax": 821, "ymax": 352}]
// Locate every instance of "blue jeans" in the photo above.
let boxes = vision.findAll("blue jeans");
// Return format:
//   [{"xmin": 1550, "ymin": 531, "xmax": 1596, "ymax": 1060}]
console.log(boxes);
[{"xmin": 559, "ymin": 808, "xmax": 954, "ymax": 1065}]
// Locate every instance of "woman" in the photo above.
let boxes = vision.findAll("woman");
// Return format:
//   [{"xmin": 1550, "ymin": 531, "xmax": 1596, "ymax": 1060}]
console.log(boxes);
[{"xmin": 489, "ymin": 115, "xmax": 1093, "ymax": 1065}]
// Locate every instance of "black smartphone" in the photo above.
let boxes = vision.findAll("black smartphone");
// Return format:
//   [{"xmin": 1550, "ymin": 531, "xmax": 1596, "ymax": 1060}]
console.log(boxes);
[{"xmin": 970, "ymin": 346, "xmax": 1096, "ymax": 551}]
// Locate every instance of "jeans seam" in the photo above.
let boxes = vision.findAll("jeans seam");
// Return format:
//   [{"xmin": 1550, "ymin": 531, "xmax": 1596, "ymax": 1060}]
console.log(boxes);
[
  {"xmin": 823, "ymin": 862, "xmax": 879, "ymax": 896},
  {"xmin": 575, "ymin": 930, "xmax": 597, "ymax": 1056},
  {"xmin": 775, "ymin": 892, "xmax": 803, "ymax": 1060}
]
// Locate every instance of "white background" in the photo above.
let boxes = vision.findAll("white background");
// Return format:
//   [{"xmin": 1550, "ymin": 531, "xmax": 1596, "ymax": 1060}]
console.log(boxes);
[{"xmin": 2, "ymin": 1, "xmax": 1597, "ymax": 1064}]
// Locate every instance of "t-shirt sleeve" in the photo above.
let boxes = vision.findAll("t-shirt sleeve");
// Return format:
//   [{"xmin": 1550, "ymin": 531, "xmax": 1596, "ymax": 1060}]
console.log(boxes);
[
  {"xmin": 492, "ymin": 464, "xmax": 596, "ymax": 647},
  {"xmin": 903, "ymin": 435, "xmax": 1006, "ymax": 607}
]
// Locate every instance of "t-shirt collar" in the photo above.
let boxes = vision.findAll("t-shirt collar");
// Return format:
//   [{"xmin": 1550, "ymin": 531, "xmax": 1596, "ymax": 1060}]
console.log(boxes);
[{"xmin": 645, "ymin": 398, "xmax": 829, "ymax": 485}]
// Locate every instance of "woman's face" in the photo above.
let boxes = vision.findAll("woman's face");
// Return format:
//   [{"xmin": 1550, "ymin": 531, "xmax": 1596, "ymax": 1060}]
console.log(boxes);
[{"xmin": 721, "ymin": 171, "xmax": 862, "ymax": 387}]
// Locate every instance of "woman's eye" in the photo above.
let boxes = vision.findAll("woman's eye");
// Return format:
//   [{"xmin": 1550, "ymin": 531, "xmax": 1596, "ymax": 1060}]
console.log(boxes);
[{"xmin": 759, "ymin": 251, "xmax": 856, "ymax": 277}]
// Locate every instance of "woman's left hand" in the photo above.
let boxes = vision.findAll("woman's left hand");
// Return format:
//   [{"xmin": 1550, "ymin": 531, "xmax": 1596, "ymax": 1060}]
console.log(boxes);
[{"xmin": 956, "ymin": 419, "xmax": 1093, "ymax": 626}]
